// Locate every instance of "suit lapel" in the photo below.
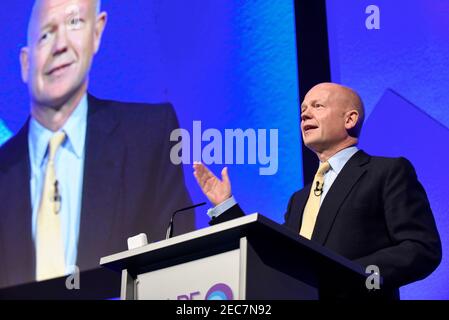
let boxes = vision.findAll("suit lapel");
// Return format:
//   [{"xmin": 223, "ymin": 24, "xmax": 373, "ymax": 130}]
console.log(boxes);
[
  {"xmin": 285, "ymin": 185, "xmax": 311, "ymax": 233},
  {"xmin": 311, "ymin": 150, "xmax": 370, "ymax": 245},
  {"xmin": 0, "ymin": 122, "xmax": 35, "ymax": 284},
  {"xmin": 76, "ymin": 95, "xmax": 125, "ymax": 270}
]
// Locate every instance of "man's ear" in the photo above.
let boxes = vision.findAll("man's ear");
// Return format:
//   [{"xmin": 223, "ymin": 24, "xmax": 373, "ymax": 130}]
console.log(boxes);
[
  {"xmin": 20, "ymin": 47, "xmax": 30, "ymax": 83},
  {"xmin": 345, "ymin": 110, "xmax": 359, "ymax": 131},
  {"xmin": 93, "ymin": 12, "xmax": 108, "ymax": 54}
]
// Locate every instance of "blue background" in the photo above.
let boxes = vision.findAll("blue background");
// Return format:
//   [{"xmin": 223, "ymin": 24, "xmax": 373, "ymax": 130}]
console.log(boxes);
[
  {"xmin": 327, "ymin": 0, "xmax": 449, "ymax": 299},
  {"xmin": 1, "ymin": 1, "xmax": 447, "ymax": 299},
  {"xmin": 0, "ymin": 3, "xmax": 301, "ymax": 237}
]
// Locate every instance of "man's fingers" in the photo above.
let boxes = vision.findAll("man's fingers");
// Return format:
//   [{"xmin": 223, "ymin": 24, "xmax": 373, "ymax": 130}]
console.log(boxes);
[
  {"xmin": 193, "ymin": 163, "xmax": 229, "ymax": 198},
  {"xmin": 194, "ymin": 172, "xmax": 208, "ymax": 188},
  {"xmin": 221, "ymin": 167, "xmax": 230, "ymax": 187},
  {"xmin": 193, "ymin": 164, "xmax": 208, "ymax": 187},
  {"xmin": 198, "ymin": 163, "xmax": 220, "ymax": 182},
  {"xmin": 193, "ymin": 162, "xmax": 208, "ymax": 181},
  {"xmin": 193, "ymin": 163, "xmax": 218, "ymax": 190},
  {"xmin": 204, "ymin": 176, "xmax": 215, "ymax": 191}
]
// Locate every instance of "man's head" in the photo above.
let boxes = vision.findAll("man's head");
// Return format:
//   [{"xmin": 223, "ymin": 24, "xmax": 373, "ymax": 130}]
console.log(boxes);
[
  {"xmin": 20, "ymin": 0, "xmax": 107, "ymax": 108},
  {"xmin": 300, "ymin": 82, "xmax": 365, "ymax": 156}
]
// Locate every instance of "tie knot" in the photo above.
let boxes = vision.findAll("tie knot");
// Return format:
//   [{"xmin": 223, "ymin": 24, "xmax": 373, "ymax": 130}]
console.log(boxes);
[
  {"xmin": 48, "ymin": 131, "xmax": 66, "ymax": 162},
  {"xmin": 316, "ymin": 161, "xmax": 330, "ymax": 177}
]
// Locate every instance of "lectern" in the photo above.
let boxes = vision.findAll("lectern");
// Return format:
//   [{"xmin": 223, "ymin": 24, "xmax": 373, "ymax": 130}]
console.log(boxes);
[
  {"xmin": 100, "ymin": 214, "xmax": 372, "ymax": 300},
  {"xmin": 100, "ymin": 213, "xmax": 367, "ymax": 300}
]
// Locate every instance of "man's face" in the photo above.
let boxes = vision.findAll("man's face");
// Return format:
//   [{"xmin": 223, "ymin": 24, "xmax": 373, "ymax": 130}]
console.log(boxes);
[
  {"xmin": 20, "ymin": 0, "xmax": 106, "ymax": 107},
  {"xmin": 300, "ymin": 84, "xmax": 351, "ymax": 153}
]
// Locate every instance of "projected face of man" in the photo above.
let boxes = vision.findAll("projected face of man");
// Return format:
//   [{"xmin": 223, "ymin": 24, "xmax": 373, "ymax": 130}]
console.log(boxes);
[
  {"xmin": 300, "ymin": 83, "xmax": 363, "ymax": 161},
  {"xmin": 20, "ymin": 0, "xmax": 106, "ymax": 119}
]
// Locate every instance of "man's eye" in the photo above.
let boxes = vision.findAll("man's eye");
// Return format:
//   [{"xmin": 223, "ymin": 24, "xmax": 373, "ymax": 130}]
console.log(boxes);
[
  {"xmin": 40, "ymin": 32, "xmax": 50, "ymax": 42},
  {"xmin": 68, "ymin": 17, "xmax": 82, "ymax": 28}
]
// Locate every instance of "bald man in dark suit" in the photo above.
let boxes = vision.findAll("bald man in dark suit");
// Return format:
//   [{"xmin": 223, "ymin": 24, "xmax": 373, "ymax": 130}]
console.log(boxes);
[
  {"xmin": 193, "ymin": 83, "xmax": 442, "ymax": 299},
  {"xmin": 0, "ymin": 0, "xmax": 194, "ymax": 288}
]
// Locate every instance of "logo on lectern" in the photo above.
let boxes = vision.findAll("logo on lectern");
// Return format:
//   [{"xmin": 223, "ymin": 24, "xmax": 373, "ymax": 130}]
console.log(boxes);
[{"xmin": 205, "ymin": 283, "xmax": 234, "ymax": 300}]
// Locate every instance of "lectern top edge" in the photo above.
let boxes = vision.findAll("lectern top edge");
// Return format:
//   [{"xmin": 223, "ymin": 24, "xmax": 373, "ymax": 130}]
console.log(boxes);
[
  {"xmin": 99, "ymin": 213, "xmax": 261, "ymax": 266},
  {"xmin": 100, "ymin": 213, "xmax": 366, "ymax": 280}
]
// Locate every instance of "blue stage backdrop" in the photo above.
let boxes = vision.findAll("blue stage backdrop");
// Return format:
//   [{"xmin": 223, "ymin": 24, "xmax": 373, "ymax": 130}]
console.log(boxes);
[
  {"xmin": 0, "ymin": 2, "xmax": 301, "ymax": 228},
  {"xmin": 3, "ymin": 0, "xmax": 445, "ymax": 300},
  {"xmin": 327, "ymin": 0, "xmax": 449, "ymax": 299}
]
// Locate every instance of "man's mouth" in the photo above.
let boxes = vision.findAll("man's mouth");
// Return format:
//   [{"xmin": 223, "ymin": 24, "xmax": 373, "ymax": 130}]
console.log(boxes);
[
  {"xmin": 45, "ymin": 62, "xmax": 73, "ymax": 77},
  {"xmin": 303, "ymin": 124, "xmax": 318, "ymax": 133}
]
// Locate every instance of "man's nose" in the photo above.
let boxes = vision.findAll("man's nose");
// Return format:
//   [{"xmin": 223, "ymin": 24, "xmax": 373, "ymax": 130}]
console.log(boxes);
[
  {"xmin": 301, "ymin": 109, "xmax": 312, "ymax": 121},
  {"xmin": 52, "ymin": 28, "xmax": 69, "ymax": 56}
]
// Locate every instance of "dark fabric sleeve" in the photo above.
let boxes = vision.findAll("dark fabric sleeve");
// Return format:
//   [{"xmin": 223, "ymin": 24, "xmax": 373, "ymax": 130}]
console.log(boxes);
[
  {"xmin": 209, "ymin": 190, "xmax": 297, "ymax": 227},
  {"xmin": 353, "ymin": 157, "xmax": 442, "ymax": 288},
  {"xmin": 209, "ymin": 203, "xmax": 245, "ymax": 226}
]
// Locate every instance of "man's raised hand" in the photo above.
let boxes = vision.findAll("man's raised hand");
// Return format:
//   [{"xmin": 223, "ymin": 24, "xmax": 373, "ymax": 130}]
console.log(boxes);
[{"xmin": 193, "ymin": 162, "xmax": 232, "ymax": 206}]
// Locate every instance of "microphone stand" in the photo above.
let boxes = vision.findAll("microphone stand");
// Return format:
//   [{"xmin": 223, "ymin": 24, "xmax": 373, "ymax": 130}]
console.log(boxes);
[{"xmin": 165, "ymin": 202, "xmax": 206, "ymax": 239}]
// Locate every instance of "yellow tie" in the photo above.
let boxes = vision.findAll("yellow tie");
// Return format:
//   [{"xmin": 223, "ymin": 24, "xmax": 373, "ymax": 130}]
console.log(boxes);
[
  {"xmin": 36, "ymin": 131, "xmax": 66, "ymax": 281},
  {"xmin": 299, "ymin": 161, "xmax": 331, "ymax": 240}
]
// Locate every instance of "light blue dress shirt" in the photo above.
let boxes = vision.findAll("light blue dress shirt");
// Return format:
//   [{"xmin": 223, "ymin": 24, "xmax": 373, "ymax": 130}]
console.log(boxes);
[
  {"xmin": 320, "ymin": 146, "xmax": 359, "ymax": 205},
  {"xmin": 208, "ymin": 146, "xmax": 360, "ymax": 218},
  {"xmin": 29, "ymin": 95, "xmax": 87, "ymax": 275}
]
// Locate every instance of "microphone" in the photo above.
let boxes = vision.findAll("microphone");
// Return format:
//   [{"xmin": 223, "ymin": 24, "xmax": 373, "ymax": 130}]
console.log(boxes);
[
  {"xmin": 313, "ymin": 181, "xmax": 324, "ymax": 196},
  {"xmin": 165, "ymin": 202, "xmax": 206, "ymax": 240},
  {"xmin": 53, "ymin": 180, "xmax": 62, "ymax": 214}
]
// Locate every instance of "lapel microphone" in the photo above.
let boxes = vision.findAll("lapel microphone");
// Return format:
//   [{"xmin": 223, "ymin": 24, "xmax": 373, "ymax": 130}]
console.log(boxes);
[
  {"xmin": 53, "ymin": 180, "xmax": 62, "ymax": 214},
  {"xmin": 313, "ymin": 181, "xmax": 324, "ymax": 196},
  {"xmin": 165, "ymin": 202, "xmax": 206, "ymax": 239}
]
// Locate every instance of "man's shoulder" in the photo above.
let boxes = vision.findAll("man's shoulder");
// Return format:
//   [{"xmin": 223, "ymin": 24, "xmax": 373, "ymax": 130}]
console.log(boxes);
[
  {"xmin": 88, "ymin": 94, "xmax": 176, "ymax": 120},
  {"xmin": 87, "ymin": 95, "xmax": 181, "ymax": 138},
  {"xmin": 365, "ymin": 152, "xmax": 414, "ymax": 171},
  {"xmin": 356, "ymin": 151, "xmax": 419, "ymax": 184}
]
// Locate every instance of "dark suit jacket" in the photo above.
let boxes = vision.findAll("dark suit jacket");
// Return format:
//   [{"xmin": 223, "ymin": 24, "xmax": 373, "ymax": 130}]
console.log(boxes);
[
  {"xmin": 0, "ymin": 95, "xmax": 195, "ymax": 288},
  {"xmin": 211, "ymin": 150, "xmax": 442, "ymax": 298}
]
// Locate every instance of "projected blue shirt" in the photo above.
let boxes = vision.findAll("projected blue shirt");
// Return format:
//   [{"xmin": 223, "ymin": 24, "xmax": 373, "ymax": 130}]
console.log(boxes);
[{"xmin": 28, "ymin": 95, "xmax": 87, "ymax": 276}]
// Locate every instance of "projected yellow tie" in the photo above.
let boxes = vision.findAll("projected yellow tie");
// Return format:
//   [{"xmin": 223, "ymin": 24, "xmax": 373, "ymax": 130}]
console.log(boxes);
[
  {"xmin": 36, "ymin": 131, "xmax": 66, "ymax": 281},
  {"xmin": 299, "ymin": 161, "xmax": 330, "ymax": 240}
]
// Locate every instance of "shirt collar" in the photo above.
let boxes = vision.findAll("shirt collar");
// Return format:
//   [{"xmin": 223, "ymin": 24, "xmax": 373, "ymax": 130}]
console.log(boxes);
[
  {"xmin": 326, "ymin": 145, "xmax": 359, "ymax": 175},
  {"xmin": 62, "ymin": 94, "xmax": 88, "ymax": 159},
  {"xmin": 29, "ymin": 117, "xmax": 52, "ymax": 169},
  {"xmin": 28, "ymin": 94, "xmax": 88, "ymax": 168}
]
